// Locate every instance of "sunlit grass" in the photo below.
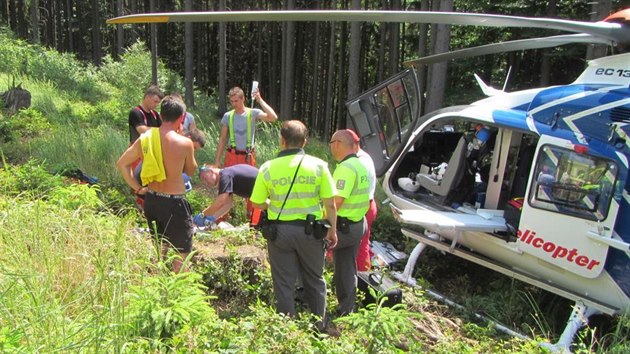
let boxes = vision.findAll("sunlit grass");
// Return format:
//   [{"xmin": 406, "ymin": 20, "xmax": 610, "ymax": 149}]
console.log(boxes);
[{"xmin": 0, "ymin": 195, "xmax": 151, "ymax": 350}]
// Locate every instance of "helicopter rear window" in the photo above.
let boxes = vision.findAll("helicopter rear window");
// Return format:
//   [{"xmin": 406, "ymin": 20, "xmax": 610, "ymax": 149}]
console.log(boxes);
[
  {"xmin": 529, "ymin": 145, "xmax": 617, "ymax": 221},
  {"xmin": 372, "ymin": 78, "xmax": 417, "ymax": 157}
]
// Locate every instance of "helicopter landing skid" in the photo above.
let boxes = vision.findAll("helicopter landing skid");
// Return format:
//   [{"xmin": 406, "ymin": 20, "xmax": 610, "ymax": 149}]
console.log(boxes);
[{"xmin": 539, "ymin": 301, "xmax": 600, "ymax": 352}]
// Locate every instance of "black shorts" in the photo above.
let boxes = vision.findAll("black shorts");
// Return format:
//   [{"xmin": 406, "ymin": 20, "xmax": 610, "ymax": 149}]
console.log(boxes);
[{"xmin": 143, "ymin": 191, "xmax": 194, "ymax": 253}]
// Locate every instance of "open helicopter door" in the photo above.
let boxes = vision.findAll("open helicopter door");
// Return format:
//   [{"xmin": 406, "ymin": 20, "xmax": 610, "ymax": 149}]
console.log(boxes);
[
  {"xmin": 346, "ymin": 68, "xmax": 420, "ymax": 176},
  {"xmin": 517, "ymin": 135, "xmax": 620, "ymax": 278}
]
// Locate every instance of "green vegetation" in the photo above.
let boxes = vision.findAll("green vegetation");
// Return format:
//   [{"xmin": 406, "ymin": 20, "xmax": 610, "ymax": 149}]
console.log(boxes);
[{"xmin": 1, "ymin": 27, "xmax": 629, "ymax": 353}]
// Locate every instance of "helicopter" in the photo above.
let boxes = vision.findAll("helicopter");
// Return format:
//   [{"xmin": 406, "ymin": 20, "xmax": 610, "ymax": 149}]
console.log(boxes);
[{"xmin": 108, "ymin": 8, "xmax": 630, "ymax": 349}]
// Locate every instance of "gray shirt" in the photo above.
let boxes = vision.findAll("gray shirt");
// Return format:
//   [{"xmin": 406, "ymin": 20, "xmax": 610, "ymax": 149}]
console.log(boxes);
[
  {"xmin": 220, "ymin": 108, "xmax": 263, "ymax": 150},
  {"xmin": 182, "ymin": 112, "xmax": 195, "ymax": 134}
]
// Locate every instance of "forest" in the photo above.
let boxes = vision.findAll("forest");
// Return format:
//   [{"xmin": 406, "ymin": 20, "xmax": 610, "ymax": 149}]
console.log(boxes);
[
  {"xmin": 2, "ymin": 0, "xmax": 623, "ymax": 139},
  {"xmin": 1, "ymin": 0, "xmax": 630, "ymax": 352}
]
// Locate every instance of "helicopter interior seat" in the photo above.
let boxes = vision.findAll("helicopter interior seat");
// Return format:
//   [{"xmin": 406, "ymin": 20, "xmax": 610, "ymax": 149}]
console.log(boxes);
[{"xmin": 416, "ymin": 135, "xmax": 468, "ymax": 197}]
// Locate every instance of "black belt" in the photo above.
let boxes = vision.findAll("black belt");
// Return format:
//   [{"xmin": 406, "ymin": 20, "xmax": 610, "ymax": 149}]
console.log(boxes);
[
  {"xmin": 227, "ymin": 147, "xmax": 253, "ymax": 155},
  {"xmin": 338, "ymin": 216, "xmax": 362, "ymax": 224},
  {"xmin": 272, "ymin": 219, "xmax": 307, "ymax": 227},
  {"xmin": 147, "ymin": 190, "xmax": 185, "ymax": 199}
]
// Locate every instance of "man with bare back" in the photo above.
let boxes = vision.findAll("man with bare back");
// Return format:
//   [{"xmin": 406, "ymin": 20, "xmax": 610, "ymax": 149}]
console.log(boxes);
[{"xmin": 117, "ymin": 95, "xmax": 198, "ymax": 273}]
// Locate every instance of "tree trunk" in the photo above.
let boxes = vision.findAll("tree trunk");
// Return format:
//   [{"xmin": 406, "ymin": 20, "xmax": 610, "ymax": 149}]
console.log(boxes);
[
  {"xmin": 586, "ymin": 0, "xmax": 611, "ymax": 60},
  {"xmin": 30, "ymin": 0, "xmax": 39, "ymax": 43},
  {"xmin": 129, "ymin": 0, "xmax": 138, "ymax": 43},
  {"xmin": 310, "ymin": 20, "xmax": 321, "ymax": 132},
  {"xmin": 377, "ymin": 0, "xmax": 387, "ymax": 82},
  {"xmin": 17, "ymin": 0, "xmax": 27, "ymax": 38},
  {"xmin": 346, "ymin": 0, "xmax": 362, "ymax": 127},
  {"xmin": 281, "ymin": 0, "xmax": 296, "ymax": 121},
  {"xmin": 91, "ymin": 0, "xmax": 101, "ymax": 66},
  {"xmin": 324, "ymin": 19, "xmax": 337, "ymax": 141},
  {"xmin": 218, "ymin": 0, "xmax": 227, "ymax": 115},
  {"xmin": 184, "ymin": 0, "xmax": 194, "ymax": 107},
  {"xmin": 335, "ymin": 17, "xmax": 348, "ymax": 131},
  {"xmin": 149, "ymin": 0, "xmax": 158, "ymax": 84},
  {"xmin": 389, "ymin": 0, "xmax": 400, "ymax": 76},
  {"xmin": 65, "ymin": 0, "xmax": 73, "ymax": 52},
  {"xmin": 0, "ymin": 0, "xmax": 8, "ymax": 26},
  {"xmin": 45, "ymin": 0, "xmax": 55, "ymax": 48},
  {"xmin": 9, "ymin": 0, "xmax": 18, "ymax": 34},
  {"xmin": 56, "ymin": 0, "xmax": 64, "ymax": 51},
  {"xmin": 539, "ymin": 0, "xmax": 556, "ymax": 87},
  {"xmin": 425, "ymin": 0, "xmax": 452, "ymax": 113},
  {"xmin": 115, "ymin": 0, "xmax": 124, "ymax": 60}
]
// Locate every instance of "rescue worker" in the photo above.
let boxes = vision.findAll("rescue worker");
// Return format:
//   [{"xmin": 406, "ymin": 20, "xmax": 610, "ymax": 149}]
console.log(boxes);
[
  {"xmin": 355, "ymin": 143, "xmax": 377, "ymax": 272},
  {"xmin": 250, "ymin": 120, "xmax": 337, "ymax": 331},
  {"xmin": 214, "ymin": 86, "xmax": 278, "ymax": 167},
  {"xmin": 329, "ymin": 129, "xmax": 370, "ymax": 316},
  {"xmin": 215, "ymin": 86, "xmax": 278, "ymax": 222}
]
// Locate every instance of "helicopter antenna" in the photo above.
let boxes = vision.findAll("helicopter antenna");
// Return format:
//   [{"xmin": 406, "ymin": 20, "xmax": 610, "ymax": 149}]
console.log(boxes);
[{"xmin": 502, "ymin": 66, "xmax": 512, "ymax": 92}]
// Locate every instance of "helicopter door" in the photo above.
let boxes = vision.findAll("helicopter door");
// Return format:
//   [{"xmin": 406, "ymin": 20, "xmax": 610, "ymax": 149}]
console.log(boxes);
[
  {"xmin": 346, "ymin": 68, "xmax": 420, "ymax": 176},
  {"xmin": 518, "ymin": 135, "xmax": 620, "ymax": 278}
]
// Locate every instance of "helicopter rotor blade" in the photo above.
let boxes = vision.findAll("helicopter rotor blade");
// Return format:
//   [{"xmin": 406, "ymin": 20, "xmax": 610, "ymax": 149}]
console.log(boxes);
[
  {"xmin": 106, "ymin": 10, "xmax": 630, "ymax": 45},
  {"xmin": 403, "ymin": 34, "xmax": 612, "ymax": 67}
]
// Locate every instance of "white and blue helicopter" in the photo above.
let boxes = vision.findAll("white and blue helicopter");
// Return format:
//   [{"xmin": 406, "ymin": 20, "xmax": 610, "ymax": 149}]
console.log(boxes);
[{"xmin": 109, "ymin": 8, "xmax": 630, "ymax": 349}]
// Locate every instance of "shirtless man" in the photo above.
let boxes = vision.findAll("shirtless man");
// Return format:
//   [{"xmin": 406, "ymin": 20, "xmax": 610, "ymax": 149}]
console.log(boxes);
[{"xmin": 117, "ymin": 95, "xmax": 198, "ymax": 273}]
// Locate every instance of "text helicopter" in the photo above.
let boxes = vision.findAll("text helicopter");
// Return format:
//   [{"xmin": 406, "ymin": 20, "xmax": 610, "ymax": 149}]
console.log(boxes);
[{"xmin": 108, "ymin": 8, "xmax": 630, "ymax": 350}]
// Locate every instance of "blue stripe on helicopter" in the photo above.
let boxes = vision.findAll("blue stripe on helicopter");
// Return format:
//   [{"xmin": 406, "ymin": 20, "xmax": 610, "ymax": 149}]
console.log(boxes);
[
  {"xmin": 529, "ymin": 85, "xmax": 630, "ymax": 144},
  {"xmin": 491, "ymin": 109, "xmax": 531, "ymax": 131}
]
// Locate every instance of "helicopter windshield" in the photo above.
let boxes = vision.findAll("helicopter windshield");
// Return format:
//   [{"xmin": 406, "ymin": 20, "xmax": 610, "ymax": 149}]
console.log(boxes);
[{"xmin": 530, "ymin": 144, "xmax": 618, "ymax": 221}]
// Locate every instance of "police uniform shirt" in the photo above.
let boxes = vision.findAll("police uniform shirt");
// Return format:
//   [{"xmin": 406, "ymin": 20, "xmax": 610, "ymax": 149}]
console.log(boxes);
[
  {"xmin": 333, "ymin": 154, "xmax": 370, "ymax": 222},
  {"xmin": 250, "ymin": 148, "xmax": 336, "ymax": 221}
]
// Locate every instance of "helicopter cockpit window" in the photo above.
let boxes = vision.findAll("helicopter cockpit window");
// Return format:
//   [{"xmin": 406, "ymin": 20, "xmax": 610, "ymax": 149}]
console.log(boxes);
[
  {"xmin": 372, "ymin": 78, "xmax": 416, "ymax": 158},
  {"xmin": 529, "ymin": 145, "xmax": 617, "ymax": 221}
]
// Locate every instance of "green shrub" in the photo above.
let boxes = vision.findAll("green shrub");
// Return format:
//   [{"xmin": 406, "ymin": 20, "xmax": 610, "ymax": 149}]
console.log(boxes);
[
  {"xmin": 0, "ymin": 159, "xmax": 63, "ymax": 197},
  {"xmin": 228, "ymin": 302, "xmax": 318, "ymax": 352},
  {"xmin": 49, "ymin": 183, "xmax": 103, "ymax": 211},
  {"xmin": 125, "ymin": 269, "xmax": 216, "ymax": 339},
  {"xmin": 335, "ymin": 292, "xmax": 422, "ymax": 353},
  {"xmin": 0, "ymin": 107, "xmax": 50, "ymax": 143},
  {"xmin": 199, "ymin": 250, "xmax": 273, "ymax": 317}
]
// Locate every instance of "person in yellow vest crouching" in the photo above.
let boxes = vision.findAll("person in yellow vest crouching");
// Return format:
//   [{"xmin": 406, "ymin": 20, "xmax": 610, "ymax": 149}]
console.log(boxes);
[{"xmin": 250, "ymin": 120, "xmax": 338, "ymax": 332}]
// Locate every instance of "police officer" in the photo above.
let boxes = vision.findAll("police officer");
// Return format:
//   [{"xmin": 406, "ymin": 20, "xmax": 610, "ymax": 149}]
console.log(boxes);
[
  {"xmin": 250, "ymin": 120, "xmax": 337, "ymax": 330},
  {"xmin": 329, "ymin": 129, "xmax": 370, "ymax": 315}
]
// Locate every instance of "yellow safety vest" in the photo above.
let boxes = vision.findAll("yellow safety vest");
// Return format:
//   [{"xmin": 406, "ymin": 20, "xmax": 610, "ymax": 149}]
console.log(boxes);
[
  {"xmin": 250, "ymin": 149, "xmax": 336, "ymax": 221},
  {"xmin": 228, "ymin": 109, "xmax": 252, "ymax": 149},
  {"xmin": 333, "ymin": 155, "xmax": 370, "ymax": 222}
]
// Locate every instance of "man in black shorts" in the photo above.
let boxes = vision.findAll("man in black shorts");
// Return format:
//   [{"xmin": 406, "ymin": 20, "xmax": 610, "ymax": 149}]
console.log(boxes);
[
  {"xmin": 194, "ymin": 164, "xmax": 259, "ymax": 226},
  {"xmin": 117, "ymin": 95, "xmax": 198, "ymax": 273}
]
